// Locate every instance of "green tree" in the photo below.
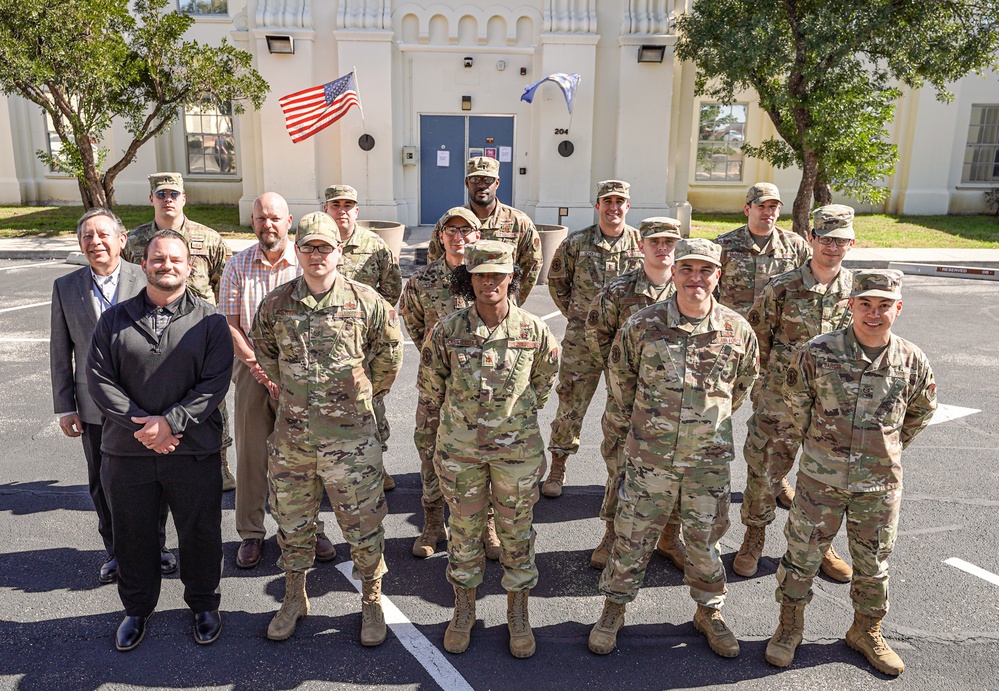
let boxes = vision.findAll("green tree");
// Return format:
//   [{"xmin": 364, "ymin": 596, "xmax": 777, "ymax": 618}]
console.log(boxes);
[
  {"xmin": 0, "ymin": 0, "xmax": 267, "ymax": 209},
  {"xmin": 676, "ymin": 0, "xmax": 999, "ymax": 234}
]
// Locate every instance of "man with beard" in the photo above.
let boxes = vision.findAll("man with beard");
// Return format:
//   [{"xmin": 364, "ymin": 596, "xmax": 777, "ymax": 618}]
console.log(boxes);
[{"xmin": 88, "ymin": 230, "xmax": 233, "ymax": 651}]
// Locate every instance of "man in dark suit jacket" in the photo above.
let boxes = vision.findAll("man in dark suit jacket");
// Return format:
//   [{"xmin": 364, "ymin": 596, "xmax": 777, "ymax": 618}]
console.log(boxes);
[{"xmin": 50, "ymin": 207, "xmax": 173, "ymax": 584}]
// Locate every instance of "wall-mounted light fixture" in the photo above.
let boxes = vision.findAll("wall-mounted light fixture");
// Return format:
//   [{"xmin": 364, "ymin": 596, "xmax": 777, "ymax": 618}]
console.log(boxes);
[
  {"xmin": 637, "ymin": 45, "xmax": 666, "ymax": 63},
  {"xmin": 265, "ymin": 35, "xmax": 295, "ymax": 55},
  {"xmin": 463, "ymin": 56, "xmax": 473, "ymax": 68},
  {"xmin": 461, "ymin": 96, "xmax": 472, "ymax": 111}
]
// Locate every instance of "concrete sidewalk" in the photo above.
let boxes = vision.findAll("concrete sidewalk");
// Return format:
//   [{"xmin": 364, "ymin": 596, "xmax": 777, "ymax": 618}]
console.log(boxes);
[{"xmin": 4, "ymin": 231, "xmax": 999, "ymax": 271}]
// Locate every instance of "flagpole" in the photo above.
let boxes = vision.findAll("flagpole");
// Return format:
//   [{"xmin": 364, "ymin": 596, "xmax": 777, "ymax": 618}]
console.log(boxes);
[{"xmin": 352, "ymin": 66, "xmax": 367, "ymax": 130}]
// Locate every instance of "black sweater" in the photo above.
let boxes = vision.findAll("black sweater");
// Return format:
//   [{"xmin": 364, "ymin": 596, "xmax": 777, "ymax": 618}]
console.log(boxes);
[{"xmin": 86, "ymin": 289, "xmax": 233, "ymax": 457}]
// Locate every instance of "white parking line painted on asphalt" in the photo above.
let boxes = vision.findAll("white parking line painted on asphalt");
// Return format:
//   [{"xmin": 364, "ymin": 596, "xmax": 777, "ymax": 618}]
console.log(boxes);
[
  {"xmin": 944, "ymin": 558, "xmax": 999, "ymax": 586},
  {"xmin": 0, "ymin": 260, "xmax": 60, "ymax": 271},
  {"xmin": 0, "ymin": 338, "xmax": 49, "ymax": 343},
  {"xmin": 540, "ymin": 311, "xmax": 561, "ymax": 321},
  {"xmin": 335, "ymin": 562, "xmax": 474, "ymax": 691},
  {"xmin": 897, "ymin": 524, "xmax": 964, "ymax": 536},
  {"xmin": 0, "ymin": 301, "xmax": 51, "ymax": 314},
  {"xmin": 929, "ymin": 403, "xmax": 981, "ymax": 425}
]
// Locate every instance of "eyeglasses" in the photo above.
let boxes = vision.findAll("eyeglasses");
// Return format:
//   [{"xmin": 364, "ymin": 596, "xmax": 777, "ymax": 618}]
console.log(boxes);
[
  {"xmin": 155, "ymin": 190, "xmax": 182, "ymax": 200},
  {"xmin": 442, "ymin": 226, "xmax": 476, "ymax": 237},
  {"xmin": 815, "ymin": 236, "xmax": 852, "ymax": 247},
  {"xmin": 297, "ymin": 243, "xmax": 341, "ymax": 254},
  {"xmin": 467, "ymin": 176, "xmax": 495, "ymax": 186}
]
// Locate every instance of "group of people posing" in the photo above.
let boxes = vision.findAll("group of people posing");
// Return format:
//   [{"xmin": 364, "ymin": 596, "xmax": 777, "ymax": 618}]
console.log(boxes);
[{"xmin": 50, "ymin": 157, "xmax": 936, "ymax": 678}]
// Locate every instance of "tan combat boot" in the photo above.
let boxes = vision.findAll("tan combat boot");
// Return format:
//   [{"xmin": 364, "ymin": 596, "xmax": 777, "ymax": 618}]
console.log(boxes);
[
  {"xmin": 590, "ymin": 521, "xmax": 616, "ymax": 570},
  {"xmin": 383, "ymin": 471, "xmax": 395, "ymax": 491},
  {"xmin": 541, "ymin": 453, "xmax": 568, "ymax": 498},
  {"xmin": 693, "ymin": 605, "xmax": 740, "ymax": 658},
  {"xmin": 360, "ymin": 578, "xmax": 387, "ymax": 646},
  {"xmin": 267, "ymin": 571, "xmax": 309, "ymax": 641},
  {"xmin": 777, "ymin": 477, "xmax": 795, "ymax": 509},
  {"xmin": 588, "ymin": 599, "xmax": 626, "ymax": 654},
  {"xmin": 482, "ymin": 510, "xmax": 501, "ymax": 561},
  {"xmin": 507, "ymin": 589, "xmax": 536, "ymax": 658},
  {"xmin": 765, "ymin": 603, "xmax": 805, "ymax": 667},
  {"xmin": 820, "ymin": 545, "xmax": 852, "ymax": 583},
  {"xmin": 221, "ymin": 454, "xmax": 236, "ymax": 492},
  {"xmin": 846, "ymin": 612, "xmax": 905, "ymax": 675},
  {"xmin": 733, "ymin": 525, "xmax": 766, "ymax": 578},
  {"xmin": 443, "ymin": 586, "xmax": 476, "ymax": 654},
  {"xmin": 412, "ymin": 504, "xmax": 448, "ymax": 558},
  {"xmin": 655, "ymin": 507, "xmax": 687, "ymax": 571}
]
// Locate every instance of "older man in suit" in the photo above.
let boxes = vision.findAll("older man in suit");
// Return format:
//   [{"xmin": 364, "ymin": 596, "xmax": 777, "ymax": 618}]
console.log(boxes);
[{"xmin": 50, "ymin": 207, "xmax": 173, "ymax": 584}]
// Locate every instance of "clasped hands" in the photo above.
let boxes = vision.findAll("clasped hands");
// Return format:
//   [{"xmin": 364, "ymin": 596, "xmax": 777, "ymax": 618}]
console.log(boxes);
[{"xmin": 132, "ymin": 415, "xmax": 182, "ymax": 454}]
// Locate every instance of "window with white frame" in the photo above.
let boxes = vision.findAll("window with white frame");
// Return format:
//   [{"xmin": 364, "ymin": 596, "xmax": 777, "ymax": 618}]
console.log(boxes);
[
  {"xmin": 179, "ymin": 0, "xmax": 227, "ymax": 15},
  {"xmin": 185, "ymin": 101, "xmax": 237, "ymax": 175},
  {"xmin": 963, "ymin": 105, "xmax": 999, "ymax": 183},
  {"xmin": 43, "ymin": 111, "xmax": 65, "ymax": 173},
  {"xmin": 695, "ymin": 103, "xmax": 747, "ymax": 182}
]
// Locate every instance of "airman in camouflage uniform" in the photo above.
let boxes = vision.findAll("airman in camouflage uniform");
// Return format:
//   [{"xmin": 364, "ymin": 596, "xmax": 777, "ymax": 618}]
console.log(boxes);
[
  {"xmin": 426, "ymin": 157, "xmax": 543, "ymax": 300},
  {"xmin": 734, "ymin": 205, "xmax": 858, "ymax": 583},
  {"xmin": 323, "ymin": 184, "xmax": 402, "ymax": 478},
  {"xmin": 585, "ymin": 217, "xmax": 684, "ymax": 572},
  {"xmin": 417, "ymin": 241, "xmax": 559, "ymax": 659},
  {"xmin": 123, "ymin": 172, "xmax": 235, "ymax": 491},
  {"xmin": 589, "ymin": 238, "xmax": 759, "ymax": 660},
  {"xmin": 715, "ymin": 183, "xmax": 810, "ymax": 318},
  {"xmin": 400, "ymin": 207, "xmax": 479, "ymax": 559},
  {"xmin": 252, "ymin": 212, "xmax": 403, "ymax": 647},
  {"xmin": 766, "ymin": 270, "xmax": 936, "ymax": 676},
  {"xmin": 542, "ymin": 180, "xmax": 644, "ymax": 498}
]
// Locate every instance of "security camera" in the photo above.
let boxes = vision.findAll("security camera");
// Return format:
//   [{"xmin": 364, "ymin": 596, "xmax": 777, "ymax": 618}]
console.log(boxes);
[{"xmin": 463, "ymin": 57, "xmax": 473, "ymax": 68}]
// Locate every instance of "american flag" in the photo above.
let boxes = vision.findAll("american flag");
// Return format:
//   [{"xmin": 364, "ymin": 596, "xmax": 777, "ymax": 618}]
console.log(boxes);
[{"xmin": 279, "ymin": 72, "xmax": 360, "ymax": 143}]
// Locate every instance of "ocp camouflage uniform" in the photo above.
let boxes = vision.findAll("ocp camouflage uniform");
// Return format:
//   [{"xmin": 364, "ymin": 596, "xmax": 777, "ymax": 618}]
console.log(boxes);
[
  {"xmin": 399, "ymin": 258, "xmax": 470, "ymax": 509},
  {"xmin": 777, "ymin": 326, "xmax": 936, "ymax": 617},
  {"xmin": 585, "ymin": 267, "xmax": 675, "ymax": 522},
  {"xmin": 599, "ymin": 297, "xmax": 758, "ymax": 607},
  {"xmin": 741, "ymin": 263, "xmax": 853, "ymax": 527},
  {"xmin": 548, "ymin": 224, "xmax": 643, "ymax": 456},
  {"xmin": 124, "ymin": 219, "xmax": 231, "ymax": 305},
  {"xmin": 251, "ymin": 273, "xmax": 403, "ymax": 581},
  {"xmin": 715, "ymin": 225, "xmax": 810, "ymax": 318},
  {"xmin": 427, "ymin": 204, "xmax": 542, "ymax": 300},
  {"xmin": 417, "ymin": 302, "xmax": 559, "ymax": 591}
]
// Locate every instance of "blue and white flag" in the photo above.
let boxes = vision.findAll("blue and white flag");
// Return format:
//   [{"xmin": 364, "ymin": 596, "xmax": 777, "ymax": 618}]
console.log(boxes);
[{"xmin": 520, "ymin": 73, "xmax": 581, "ymax": 114}]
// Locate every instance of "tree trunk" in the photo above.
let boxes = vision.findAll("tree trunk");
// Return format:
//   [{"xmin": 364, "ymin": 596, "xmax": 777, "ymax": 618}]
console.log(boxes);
[
  {"xmin": 813, "ymin": 171, "xmax": 833, "ymax": 207},
  {"xmin": 792, "ymin": 149, "xmax": 820, "ymax": 238}
]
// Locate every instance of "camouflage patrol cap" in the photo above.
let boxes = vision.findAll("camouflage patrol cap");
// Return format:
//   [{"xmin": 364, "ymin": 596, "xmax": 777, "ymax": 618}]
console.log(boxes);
[
  {"xmin": 639, "ymin": 217, "xmax": 683, "ymax": 240},
  {"xmin": 745, "ymin": 182, "xmax": 782, "ymax": 206},
  {"xmin": 149, "ymin": 172, "xmax": 184, "ymax": 194},
  {"xmin": 324, "ymin": 184, "xmax": 358, "ymax": 203},
  {"xmin": 851, "ymin": 269, "xmax": 902, "ymax": 299},
  {"xmin": 674, "ymin": 238, "xmax": 722, "ymax": 267},
  {"xmin": 811, "ymin": 204, "xmax": 856, "ymax": 239},
  {"xmin": 296, "ymin": 211, "xmax": 341, "ymax": 246},
  {"xmin": 438, "ymin": 207, "xmax": 481, "ymax": 231},
  {"xmin": 596, "ymin": 180, "xmax": 630, "ymax": 200},
  {"xmin": 466, "ymin": 157, "xmax": 500, "ymax": 179},
  {"xmin": 464, "ymin": 240, "xmax": 514, "ymax": 274}
]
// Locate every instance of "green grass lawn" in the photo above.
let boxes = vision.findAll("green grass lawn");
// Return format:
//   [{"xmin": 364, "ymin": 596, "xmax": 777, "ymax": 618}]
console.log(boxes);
[{"xmin": 2, "ymin": 205, "xmax": 999, "ymax": 248}]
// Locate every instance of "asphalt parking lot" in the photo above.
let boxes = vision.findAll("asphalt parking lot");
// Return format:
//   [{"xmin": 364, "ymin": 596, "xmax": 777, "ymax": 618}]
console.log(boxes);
[{"xmin": 1, "ymin": 257, "xmax": 997, "ymax": 690}]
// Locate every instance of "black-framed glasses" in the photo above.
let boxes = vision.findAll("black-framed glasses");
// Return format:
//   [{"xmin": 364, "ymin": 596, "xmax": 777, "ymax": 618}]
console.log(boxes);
[
  {"xmin": 467, "ymin": 176, "xmax": 495, "ymax": 186},
  {"xmin": 297, "ymin": 243, "xmax": 341, "ymax": 254},
  {"xmin": 155, "ymin": 190, "xmax": 182, "ymax": 200},
  {"xmin": 442, "ymin": 225, "xmax": 476, "ymax": 237},
  {"xmin": 816, "ymin": 236, "xmax": 852, "ymax": 247}
]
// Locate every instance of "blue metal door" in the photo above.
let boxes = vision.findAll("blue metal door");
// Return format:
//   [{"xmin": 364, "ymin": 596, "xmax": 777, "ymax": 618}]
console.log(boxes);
[{"xmin": 419, "ymin": 114, "xmax": 515, "ymax": 225}]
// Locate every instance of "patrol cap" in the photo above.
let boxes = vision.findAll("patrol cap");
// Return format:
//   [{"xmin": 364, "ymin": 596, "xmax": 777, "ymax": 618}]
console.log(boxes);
[
  {"xmin": 811, "ymin": 204, "xmax": 856, "ymax": 239},
  {"xmin": 296, "ymin": 212, "xmax": 341, "ymax": 246},
  {"xmin": 324, "ymin": 184, "xmax": 358, "ymax": 203},
  {"xmin": 438, "ymin": 207, "xmax": 481, "ymax": 231},
  {"xmin": 851, "ymin": 270, "xmax": 902, "ymax": 300},
  {"xmin": 674, "ymin": 238, "xmax": 722, "ymax": 267},
  {"xmin": 596, "ymin": 180, "xmax": 630, "ymax": 200},
  {"xmin": 745, "ymin": 182, "xmax": 782, "ymax": 206},
  {"xmin": 464, "ymin": 240, "xmax": 514, "ymax": 274},
  {"xmin": 466, "ymin": 157, "xmax": 500, "ymax": 179},
  {"xmin": 149, "ymin": 172, "xmax": 184, "ymax": 194},
  {"xmin": 639, "ymin": 217, "xmax": 683, "ymax": 240}
]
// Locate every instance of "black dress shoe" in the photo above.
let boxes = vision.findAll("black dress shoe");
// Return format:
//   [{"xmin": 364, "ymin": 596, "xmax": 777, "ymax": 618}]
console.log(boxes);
[
  {"xmin": 99, "ymin": 556, "xmax": 118, "ymax": 585},
  {"xmin": 116, "ymin": 614, "xmax": 151, "ymax": 652},
  {"xmin": 193, "ymin": 610, "xmax": 222, "ymax": 645},
  {"xmin": 161, "ymin": 549, "xmax": 178, "ymax": 575}
]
